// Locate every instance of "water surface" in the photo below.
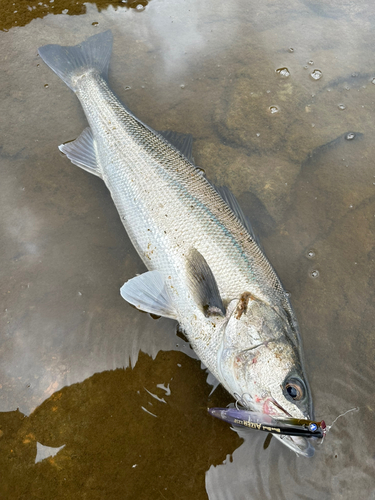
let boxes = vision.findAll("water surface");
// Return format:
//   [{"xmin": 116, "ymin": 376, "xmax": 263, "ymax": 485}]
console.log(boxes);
[{"xmin": 1, "ymin": 0, "xmax": 375, "ymax": 498}]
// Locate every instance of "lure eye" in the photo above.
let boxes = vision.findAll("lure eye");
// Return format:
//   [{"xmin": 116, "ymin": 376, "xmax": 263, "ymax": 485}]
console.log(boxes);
[{"xmin": 285, "ymin": 380, "xmax": 304, "ymax": 400}]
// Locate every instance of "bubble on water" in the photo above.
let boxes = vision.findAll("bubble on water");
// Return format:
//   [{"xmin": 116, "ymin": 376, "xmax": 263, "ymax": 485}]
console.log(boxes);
[
  {"xmin": 307, "ymin": 250, "xmax": 315, "ymax": 259},
  {"xmin": 276, "ymin": 67, "xmax": 290, "ymax": 77},
  {"xmin": 136, "ymin": 3, "xmax": 145, "ymax": 10},
  {"xmin": 266, "ymin": 90, "xmax": 271, "ymax": 94},
  {"xmin": 338, "ymin": 104, "xmax": 346, "ymax": 110},
  {"xmin": 289, "ymin": 48, "xmax": 294, "ymax": 53},
  {"xmin": 345, "ymin": 132, "xmax": 356, "ymax": 140},
  {"xmin": 349, "ymin": 204, "xmax": 353, "ymax": 208},
  {"xmin": 269, "ymin": 106, "xmax": 279, "ymax": 114},
  {"xmin": 180, "ymin": 84, "xmax": 185, "ymax": 89},
  {"xmin": 310, "ymin": 270, "xmax": 319, "ymax": 278},
  {"xmin": 311, "ymin": 93, "xmax": 315, "ymax": 97},
  {"xmin": 308, "ymin": 60, "xmax": 314, "ymax": 65},
  {"xmin": 256, "ymin": 133, "xmax": 260, "ymax": 137},
  {"xmin": 311, "ymin": 69, "xmax": 323, "ymax": 80}
]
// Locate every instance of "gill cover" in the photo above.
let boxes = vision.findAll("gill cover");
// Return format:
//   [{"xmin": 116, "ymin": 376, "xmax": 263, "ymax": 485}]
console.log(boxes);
[{"xmin": 217, "ymin": 292, "xmax": 292, "ymax": 400}]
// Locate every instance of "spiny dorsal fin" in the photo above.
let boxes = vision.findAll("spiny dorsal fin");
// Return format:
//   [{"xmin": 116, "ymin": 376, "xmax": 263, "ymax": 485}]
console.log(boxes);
[
  {"xmin": 214, "ymin": 185, "xmax": 260, "ymax": 245},
  {"xmin": 186, "ymin": 248, "xmax": 225, "ymax": 317}
]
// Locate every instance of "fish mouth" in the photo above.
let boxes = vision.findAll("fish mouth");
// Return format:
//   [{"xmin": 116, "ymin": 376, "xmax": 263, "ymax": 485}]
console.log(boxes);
[
  {"xmin": 262, "ymin": 397, "xmax": 292, "ymax": 417},
  {"xmin": 262, "ymin": 398, "xmax": 317, "ymax": 457},
  {"xmin": 275, "ymin": 433, "xmax": 316, "ymax": 457},
  {"xmin": 208, "ymin": 404, "xmax": 322, "ymax": 457}
]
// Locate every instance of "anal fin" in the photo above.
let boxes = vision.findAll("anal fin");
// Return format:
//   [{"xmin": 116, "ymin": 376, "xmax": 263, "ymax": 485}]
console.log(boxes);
[{"xmin": 59, "ymin": 127, "xmax": 102, "ymax": 178}]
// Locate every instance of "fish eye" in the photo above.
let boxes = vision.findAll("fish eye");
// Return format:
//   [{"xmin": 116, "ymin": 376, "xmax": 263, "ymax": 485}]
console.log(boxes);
[{"xmin": 285, "ymin": 379, "xmax": 304, "ymax": 401}]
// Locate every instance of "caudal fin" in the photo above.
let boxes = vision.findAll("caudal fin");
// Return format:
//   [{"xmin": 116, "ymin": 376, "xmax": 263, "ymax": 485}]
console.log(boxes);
[{"xmin": 38, "ymin": 30, "xmax": 113, "ymax": 91}]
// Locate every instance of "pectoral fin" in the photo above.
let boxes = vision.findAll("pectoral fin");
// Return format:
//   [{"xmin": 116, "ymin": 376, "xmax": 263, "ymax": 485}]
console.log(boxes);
[
  {"xmin": 120, "ymin": 271, "xmax": 178, "ymax": 319},
  {"xmin": 186, "ymin": 248, "xmax": 225, "ymax": 317}
]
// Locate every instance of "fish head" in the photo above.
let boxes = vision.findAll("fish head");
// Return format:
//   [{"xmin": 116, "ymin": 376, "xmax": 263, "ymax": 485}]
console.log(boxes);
[{"xmin": 218, "ymin": 294, "xmax": 315, "ymax": 456}]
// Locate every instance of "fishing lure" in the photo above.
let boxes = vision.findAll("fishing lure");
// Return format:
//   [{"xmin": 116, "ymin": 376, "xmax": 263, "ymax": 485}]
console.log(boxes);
[{"xmin": 208, "ymin": 407, "xmax": 326, "ymax": 439}]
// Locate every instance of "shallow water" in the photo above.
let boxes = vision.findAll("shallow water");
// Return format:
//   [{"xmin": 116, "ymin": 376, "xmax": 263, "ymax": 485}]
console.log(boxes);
[{"xmin": 1, "ymin": 0, "xmax": 375, "ymax": 498}]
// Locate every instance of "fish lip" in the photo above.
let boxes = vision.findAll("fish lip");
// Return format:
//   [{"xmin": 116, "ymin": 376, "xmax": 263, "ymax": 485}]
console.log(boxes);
[
  {"xmin": 262, "ymin": 397, "xmax": 292, "ymax": 418},
  {"xmin": 277, "ymin": 434, "xmax": 316, "ymax": 457},
  {"xmin": 261, "ymin": 398, "xmax": 317, "ymax": 457}
]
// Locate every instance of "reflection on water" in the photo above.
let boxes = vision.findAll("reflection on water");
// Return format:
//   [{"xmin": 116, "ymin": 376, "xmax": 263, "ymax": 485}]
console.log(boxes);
[
  {"xmin": 1, "ymin": 0, "xmax": 375, "ymax": 498},
  {"xmin": 0, "ymin": 351, "xmax": 242, "ymax": 499},
  {"xmin": 0, "ymin": 0, "xmax": 149, "ymax": 32}
]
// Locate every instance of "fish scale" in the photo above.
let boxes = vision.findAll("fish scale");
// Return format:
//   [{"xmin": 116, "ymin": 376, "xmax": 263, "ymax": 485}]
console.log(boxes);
[
  {"xmin": 38, "ymin": 30, "xmax": 316, "ymax": 456},
  {"xmin": 77, "ymin": 73, "xmax": 278, "ymax": 295},
  {"xmin": 76, "ymin": 73, "xmax": 284, "ymax": 364}
]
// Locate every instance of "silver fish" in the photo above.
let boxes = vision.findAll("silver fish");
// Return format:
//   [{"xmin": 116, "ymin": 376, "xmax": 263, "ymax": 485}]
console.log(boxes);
[{"xmin": 38, "ymin": 31, "xmax": 316, "ymax": 456}]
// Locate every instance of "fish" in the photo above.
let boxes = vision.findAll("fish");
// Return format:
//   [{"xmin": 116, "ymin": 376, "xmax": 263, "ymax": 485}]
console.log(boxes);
[{"xmin": 38, "ymin": 30, "xmax": 316, "ymax": 456}]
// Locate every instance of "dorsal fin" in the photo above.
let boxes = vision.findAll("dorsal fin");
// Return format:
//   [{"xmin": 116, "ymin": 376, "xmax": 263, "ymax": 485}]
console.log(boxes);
[
  {"xmin": 214, "ymin": 185, "xmax": 260, "ymax": 245},
  {"xmin": 158, "ymin": 130, "xmax": 194, "ymax": 164}
]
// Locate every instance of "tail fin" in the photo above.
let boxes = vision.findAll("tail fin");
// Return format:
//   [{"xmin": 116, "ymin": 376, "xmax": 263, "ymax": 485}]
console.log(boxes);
[{"xmin": 38, "ymin": 30, "xmax": 113, "ymax": 91}]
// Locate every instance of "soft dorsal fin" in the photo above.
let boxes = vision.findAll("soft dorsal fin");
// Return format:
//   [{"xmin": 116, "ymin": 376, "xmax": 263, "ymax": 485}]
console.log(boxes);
[
  {"xmin": 158, "ymin": 130, "xmax": 194, "ymax": 164},
  {"xmin": 58, "ymin": 127, "xmax": 102, "ymax": 178},
  {"xmin": 185, "ymin": 248, "xmax": 225, "ymax": 317},
  {"xmin": 120, "ymin": 270, "xmax": 178, "ymax": 320}
]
